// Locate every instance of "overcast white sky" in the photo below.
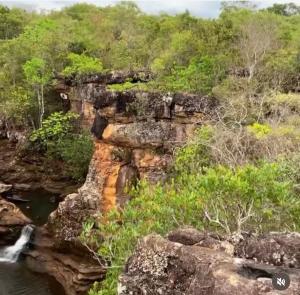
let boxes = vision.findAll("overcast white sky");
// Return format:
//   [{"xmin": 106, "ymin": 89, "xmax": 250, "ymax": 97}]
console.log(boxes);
[{"xmin": 1, "ymin": 0, "xmax": 299, "ymax": 18}]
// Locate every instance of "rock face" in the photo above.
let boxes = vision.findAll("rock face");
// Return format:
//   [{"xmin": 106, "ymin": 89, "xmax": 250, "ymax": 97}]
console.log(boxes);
[
  {"xmin": 119, "ymin": 228, "xmax": 300, "ymax": 295},
  {"xmin": 0, "ymin": 196, "xmax": 31, "ymax": 245},
  {"xmin": 0, "ymin": 181, "xmax": 12, "ymax": 194},
  {"xmin": 0, "ymin": 116, "xmax": 26, "ymax": 143},
  {"xmin": 50, "ymin": 73, "xmax": 218, "ymax": 241},
  {"xmin": 25, "ymin": 227, "xmax": 105, "ymax": 295},
  {"xmin": 0, "ymin": 139, "xmax": 80, "ymax": 195}
]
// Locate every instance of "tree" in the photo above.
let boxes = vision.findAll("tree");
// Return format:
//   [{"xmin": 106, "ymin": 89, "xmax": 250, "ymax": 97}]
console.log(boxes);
[
  {"xmin": 267, "ymin": 3, "xmax": 300, "ymax": 16},
  {"xmin": 0, "ymin": 5, "xmax": 29, "ymax": 40},
  {"xmin": 237, "ymin": 14, "xmax": 279, "ymax": 81},
  {"xmin": 23, "ymin": 58, "xmax": 51, "ymax": 127}
]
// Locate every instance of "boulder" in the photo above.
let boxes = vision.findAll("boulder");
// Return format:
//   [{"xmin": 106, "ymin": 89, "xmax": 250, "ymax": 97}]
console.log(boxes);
[
  {"xmin": 25, "ymin": 227, "xmax": 106, "ymax": 295},
  {"xmin": 0, "ymin": 197, "xmax": 31, "ymax": 244},
  {"xmin": 119, "ymin": 228, "xmax": 300, "ymax": 295}
]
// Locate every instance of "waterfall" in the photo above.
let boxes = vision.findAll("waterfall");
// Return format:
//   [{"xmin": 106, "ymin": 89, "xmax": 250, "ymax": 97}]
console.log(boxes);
[{"xmin": 0, "ymin": 225, "xmax": 34, "ymax": 263}]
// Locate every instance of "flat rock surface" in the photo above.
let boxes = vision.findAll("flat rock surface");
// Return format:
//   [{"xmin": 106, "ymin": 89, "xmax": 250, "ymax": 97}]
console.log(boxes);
[{"xmin": 119, "ymin": 228, "xmax": 300, "ymax": 295}]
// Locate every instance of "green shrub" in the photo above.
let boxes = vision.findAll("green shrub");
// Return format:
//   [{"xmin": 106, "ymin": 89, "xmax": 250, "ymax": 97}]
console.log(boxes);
[
  {"xmin": 30, "ymin": 111, "xmax": 79, "ymax": 147},
  {"xmin": 107, "ymin": 81, "xmax": 149, "ymax": 92},
  {"xmin": 62, "ymin": 53, "xmax": 103, "ymax": 77},
  {"xmin": 200, "ymin": 163, "xmax": 299, "ymax": 234},
  {"xmin": 29, "ymin": 111, "xmax": 93, "ymax": 181},
  {"xmin": 1, "ymin": 86, "xmax": 35, "ymax": 125},
  {"xmin": 247, "ymin": 122, "xmax": 271, "ymax": 139},
  {"xmin": 174, "ymin": 126, "xmax": 214, "ymax": 174},
  {"xmin": 47, "ymin": 132, "xmax": 94, "ymax": 181}
]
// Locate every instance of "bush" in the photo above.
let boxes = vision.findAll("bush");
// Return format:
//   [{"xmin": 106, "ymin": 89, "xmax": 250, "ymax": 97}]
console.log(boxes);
[
  {"xmin": 30, "ymin": 111, "xmax": 93, "ymax": 181},
  {"xmin": 174, "ymin": 126, "xmax": 214, "ymax": 174},
  {"xmin": 106, "ymin": 81, "xmax": 149, "ymax": 92},
  {"xmin": 200, "ymin": 163, "xmax": 300, "ymax": 234},
  {"xmin": 30, "ymin": 111, "xmax": 79, "ymax": 147},
  {"xmin": 247, "ymin": 122, "xmax": 271, "ymax": 139},
  {"xmin": 62, "ymin": 53, "xmax": 103, "ymax": 77},
  {"xmin": 47, "ymin": 132, "xmax": 94, "ymax": 181},
  {"xmin": 0, "ymin": 86, "xmax": 35, "ymax": 125}
]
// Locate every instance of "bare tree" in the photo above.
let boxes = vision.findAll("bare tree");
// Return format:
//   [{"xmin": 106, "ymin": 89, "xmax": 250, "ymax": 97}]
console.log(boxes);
[{"xmin": 238, "ymin": 17, "xmax": 278, "ymax": 81}]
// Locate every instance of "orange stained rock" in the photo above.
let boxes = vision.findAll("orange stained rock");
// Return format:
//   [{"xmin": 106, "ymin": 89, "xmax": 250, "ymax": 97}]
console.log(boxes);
[
  {"xmin": 102, "ymin": 124, "xmax": 115, "ymax": 140},
  {"xmin": 133, "ymin": 149, "xmax": 167, "ymax": 168},
  {"xmin": 93, "ymin": 141, "xmax": 121, "ymax": 213}
]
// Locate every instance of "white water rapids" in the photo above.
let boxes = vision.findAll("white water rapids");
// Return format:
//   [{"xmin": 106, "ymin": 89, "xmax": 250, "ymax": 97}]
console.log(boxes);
[{"xmin": 0, "ymin": 225, "xmax": 34, "ymax": 263}]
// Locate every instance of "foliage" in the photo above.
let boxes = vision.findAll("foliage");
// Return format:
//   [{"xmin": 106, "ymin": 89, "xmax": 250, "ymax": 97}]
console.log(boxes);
[
  {"xmin": 200, "ymin": 163, "xmax": 299, "ymax": 234},
  {"xmin": 47, "ymin": 132, "xmax": 94, "ymax": 181},
  {"xmin": 23, "ymin": 57, "xmax": 51, "ymax": 86},
  {"xmin": 174, "ymin": 126, "xmax": 214, "ymax": 173},
  {"xmin": 107, "ymin": 81, "xmax": 148, "ymax": 92},
  {"xmin": 30, "ymin": 111, "xmax": 79, "ymax": 146},
  {"xmin": 0, "ymin": 86, "xmax": 35, "ymax": 125},
  {"xmin": 247, "ymin": 123, "xmax": 272, "ymax": 139},
  {"xmin": 29, "ymin": 111, "xmax": 93, "ymax": 181},
  {"xmin": 62, "ymin": 53, "xmax": 103, "ymax": 76},
  {"xmin": 156, "ymin": 56, "xmax": 226, "ymax": 94},
  {"xmin": 1, "ymin": 2, "xmax": 300, "ymax": 124},
  {"xmin": 0, "ymin": 5, "xmax": 30, "ymax": 39},
  {"xmin": 1, "ymin": 4, "xmax": 300, "ymax": 293},
  {"xmin": 267, "ymin": 3, "xmax": 300, "ymax": 16}
]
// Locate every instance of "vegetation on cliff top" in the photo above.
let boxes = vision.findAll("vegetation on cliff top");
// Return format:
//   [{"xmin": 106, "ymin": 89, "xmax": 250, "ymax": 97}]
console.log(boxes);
[{"xmin": 0, "ymin": 1, "xmax": 300, "ymax": 127}]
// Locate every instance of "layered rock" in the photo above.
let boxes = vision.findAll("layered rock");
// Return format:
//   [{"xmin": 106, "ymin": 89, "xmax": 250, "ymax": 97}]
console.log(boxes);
[
  {"xmin": 0, "ymin": 196, "xmax": 31, "ymax": 245},
  {"xmin": 0, "ymin": 139, "xmax": 79, "ymax": 194},
  {"xmin": 25, "ymin": 227, "xmax": 106, "ymax": 295},
  {"xmin": 0, "ymin": 181, "xmax": 12, "ymax": 194},
  {"xmin": 119, "ymin": 228, "xmax": 300, "ymax": 295},
  {"xmin": 49, "ymin": 74, "xmax": 218, "ymax": 241}
]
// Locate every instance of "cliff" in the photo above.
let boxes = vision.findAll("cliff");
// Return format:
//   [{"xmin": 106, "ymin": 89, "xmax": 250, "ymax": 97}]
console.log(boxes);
[{"xmin": 48, "ymin": 72, "xmax": 218, "ymax": 241}]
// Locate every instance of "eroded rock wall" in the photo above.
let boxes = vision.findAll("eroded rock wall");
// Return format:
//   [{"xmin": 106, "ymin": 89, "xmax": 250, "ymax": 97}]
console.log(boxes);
[{"xmin": 49, "ymin": 73, "xmax": 218, "ymax": 241}]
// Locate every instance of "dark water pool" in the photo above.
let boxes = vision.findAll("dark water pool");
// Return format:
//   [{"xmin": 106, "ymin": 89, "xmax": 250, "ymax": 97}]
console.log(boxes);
[
  {"xmin": 0, "ymin": 261, "xmax": 65, "ymax": 295},
  {"xmin": 13, "ymin": 189, "xmax": 60, "ymax": 225}
]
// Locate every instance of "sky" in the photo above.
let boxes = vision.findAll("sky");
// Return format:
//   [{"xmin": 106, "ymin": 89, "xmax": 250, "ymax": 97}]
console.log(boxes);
[{"xmin": 0, "ymin": 0, "xmax": 299, "ymax": 18}]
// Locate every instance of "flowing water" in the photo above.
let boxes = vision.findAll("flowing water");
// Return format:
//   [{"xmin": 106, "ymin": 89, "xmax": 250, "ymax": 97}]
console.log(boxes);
[
  {"xmin": 0, "ymin": 225, "xmax": 34, "ymax": 263},
  {"xmin": 0, "ymin": 225, "xmax": 65, "ymax": 295}
]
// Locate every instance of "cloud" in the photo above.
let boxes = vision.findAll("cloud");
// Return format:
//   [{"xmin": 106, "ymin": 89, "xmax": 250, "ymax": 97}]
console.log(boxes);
[
  {"xmin": 0, "ymin": 0, "xmax": 298, "ymax": 18},
  {"xmin": 0, "ymin": 0, "xmax": 222, "ymax": 17}
]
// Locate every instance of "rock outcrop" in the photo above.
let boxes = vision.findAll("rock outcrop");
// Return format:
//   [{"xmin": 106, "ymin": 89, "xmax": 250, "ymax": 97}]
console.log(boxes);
[
  {"xmin": 0, "ymin": 196, "xmax": 31, "ymax": 245},
  {"xmin": 49, "ymin": 73, "xmax": 218, "ymax": 241},
  {"xmin": 0, "ymin": 181, "xmax": 12, "ymax": 194},
  {"xmin": 25, "ymin": 227, "xmax": 105, "ymax": 295},
  {"xmin": 119, "ymin": 227, "xmax": 300, "ymax": 295},
  {"xmin": 0, "ymin": 139, "xmax": 79, "ymax": 194},
  {"xmin": 0, "ymin": 116, "xmax": 26, "ymax": 143}
]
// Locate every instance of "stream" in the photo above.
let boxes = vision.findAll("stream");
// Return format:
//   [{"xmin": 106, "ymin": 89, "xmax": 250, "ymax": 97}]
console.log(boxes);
[
  {"xmin": 0, "ymin": 261, "xmax": 65, "ymax": 295},
  {"xmin": 13, "ymin": 189, "xmax": 60, "ymax": 226},
  {"xmin": 0, "ymin": 189, "xmax": 66, "ymax": 295}
]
